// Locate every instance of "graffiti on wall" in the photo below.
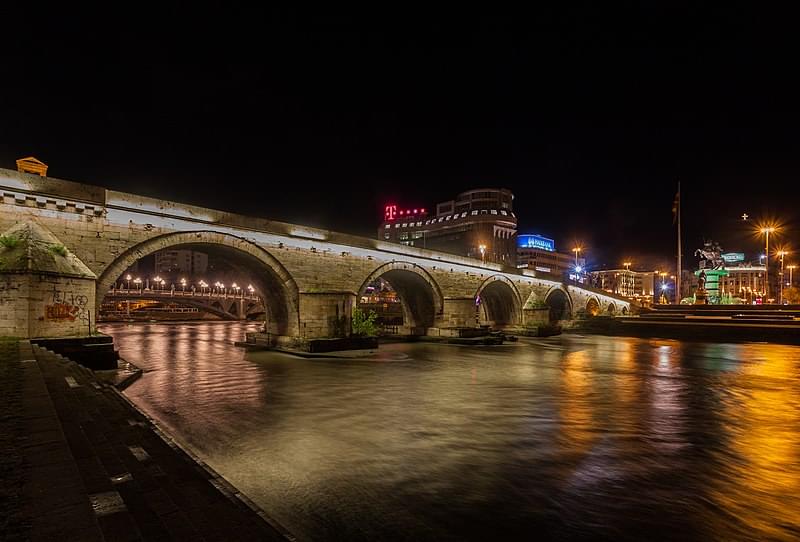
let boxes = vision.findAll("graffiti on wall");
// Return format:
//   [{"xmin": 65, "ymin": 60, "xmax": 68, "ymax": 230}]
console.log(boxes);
[{"xmin": 45, "ymin": 287, "xmax": 90, "ymax": 323}]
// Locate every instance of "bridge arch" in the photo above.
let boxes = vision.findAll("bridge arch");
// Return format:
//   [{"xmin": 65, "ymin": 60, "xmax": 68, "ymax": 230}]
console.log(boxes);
[
  {"xmin": 357, "ymin": 261, "xmax": 443, "ymax": 331},
  {"xmin": 544, "ymin": 286, "xmax": 572, "ymax": 323},
  {"xmin": 475, "ymin": 275, "xmax": 522, "ymax": 328},
  {"xmin": 96, "ymin": 231, "xmax": 300, "ymax": 336},
  {"xmin": 585, "ymin": 296, "xmax": 601, "ymax": 317}
]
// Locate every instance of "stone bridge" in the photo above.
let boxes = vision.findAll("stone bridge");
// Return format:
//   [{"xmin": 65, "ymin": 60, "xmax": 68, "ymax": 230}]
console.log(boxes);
[{"xmin": 0, "ymin": 167, "xmax": 631, "ymax": 343}]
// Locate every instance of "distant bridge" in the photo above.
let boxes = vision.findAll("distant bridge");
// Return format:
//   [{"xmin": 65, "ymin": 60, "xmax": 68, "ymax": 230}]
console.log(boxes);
[
  {"xmin": 0, "ymin": 167, "xmax": 632, "ymax": 343},
  {"xmin": 103, "ymin": 289, "xmax": 265, "ymax": 320}
]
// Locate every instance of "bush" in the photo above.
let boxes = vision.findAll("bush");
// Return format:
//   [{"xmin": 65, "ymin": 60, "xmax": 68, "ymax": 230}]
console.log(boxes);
[
  {"xmin": 48, "ymin": 244, "xmax": 68, "ymax": 257},
  {"xmin": 0, "ymin": 235, "xmax": 19, "ymax": 249},
  {"xmin": 351, "ymin": 307, "xmax": 378, "ymax": 337}
]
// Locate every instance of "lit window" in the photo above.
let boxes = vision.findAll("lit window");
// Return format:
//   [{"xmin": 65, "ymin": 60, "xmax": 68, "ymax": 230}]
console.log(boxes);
[
  {"xmin": 491, "ymin": 210, "xmax": 498, "ymax": 215},
  {"xmin": 395, "ymin": 224, "xmax": 400, "ymax": 228},
  {"xmin": 471, "ymin": 210, "xmax": 478, "ymax": 215},
  {"xmin": 481, "ymin": 210, "xmax": 487, "ymax": 214},
  {"xmin": 385, "ymin": 224, "xmax": 391, "ymax": 229},
  {"xmin": 500, "ymin": 210, "xmax": 507, "ymax": 215},
  {"xmin": 438, "ymin": 217, "xmax": 444, "ymax": 222},
  {"xmin": 446, "ymin": 216, "xmax": 451, "ymax": 220},
  {"xmin": 461, "ymin": 212, "xmax": 467, "ymax": 218},
  {"xmin": 384, "ymin": 233, "xmax": 390, "ymax": 239},
  {"xmin": 417, "ymin": 222, "xmax": 422, "ymax": 226}
]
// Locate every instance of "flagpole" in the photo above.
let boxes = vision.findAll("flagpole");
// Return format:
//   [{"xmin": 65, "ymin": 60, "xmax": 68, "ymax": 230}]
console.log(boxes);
[{"xmin": 676, "ymin": 181, "xmax": 682, "ymax": 303}]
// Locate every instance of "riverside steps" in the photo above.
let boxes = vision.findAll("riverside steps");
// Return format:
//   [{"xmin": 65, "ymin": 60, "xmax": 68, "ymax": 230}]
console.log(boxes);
[
  {"xmin": 578, "ymin": 304, "xmax": 800, "ymax": 344},
  {"xmin": 0, "ymin": 338, "xmax": 289, "ymax": 541}
]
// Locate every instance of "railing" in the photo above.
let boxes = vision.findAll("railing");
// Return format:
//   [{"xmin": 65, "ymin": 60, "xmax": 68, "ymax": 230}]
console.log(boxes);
[{"xmin": 106, "ymin": 288, "xmax": 260, "ymax": 301}]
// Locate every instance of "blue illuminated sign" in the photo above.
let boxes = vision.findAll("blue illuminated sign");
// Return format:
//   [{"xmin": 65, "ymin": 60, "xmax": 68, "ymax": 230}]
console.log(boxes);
[{"xmin": 517, "ymin": 234, "xmax": 555, "ymax": 252}]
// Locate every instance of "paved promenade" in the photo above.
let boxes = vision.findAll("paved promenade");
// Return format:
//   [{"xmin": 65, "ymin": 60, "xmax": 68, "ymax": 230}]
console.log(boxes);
[{"xmin": 0, "ymin": 339, "xmax": 288, "ymax": 541}]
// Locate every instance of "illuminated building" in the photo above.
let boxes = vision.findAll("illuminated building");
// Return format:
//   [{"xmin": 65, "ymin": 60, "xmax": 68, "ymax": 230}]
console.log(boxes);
[
  {"xmin": 590, "ymin": 269, "xmax": 655, "ymax": 303},
  {"xmin": 516, "ymin": 234, "xmax": 575, "ymax": 276},
  {"xmin": 378, "ymin": 188, "xmax": 517, "ymax": 265}
]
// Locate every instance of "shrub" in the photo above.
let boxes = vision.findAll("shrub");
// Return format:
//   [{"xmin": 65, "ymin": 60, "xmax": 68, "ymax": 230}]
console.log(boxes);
[
  {"xmin": 351, "ymin": 307, "xmax": 378, "ymax": 337},
  {"xmin": 49, "ymin": 244, "xmax": 68, "ymax": 257},
  {"xmin": 0, "ymin": 235, "xmax": 19, "ymax": 249}
]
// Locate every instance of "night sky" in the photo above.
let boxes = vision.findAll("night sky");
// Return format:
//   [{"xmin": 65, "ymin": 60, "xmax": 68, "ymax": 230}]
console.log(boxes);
[{"xmin": 2, "ymin": 6, "xmax": 798, "ymax": 271}]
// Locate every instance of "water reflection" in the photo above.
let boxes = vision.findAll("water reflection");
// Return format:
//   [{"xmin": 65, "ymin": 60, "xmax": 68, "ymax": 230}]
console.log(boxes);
[{"xmin": 100, "ymin": 323, "xmax": 800, "ymax": 541}]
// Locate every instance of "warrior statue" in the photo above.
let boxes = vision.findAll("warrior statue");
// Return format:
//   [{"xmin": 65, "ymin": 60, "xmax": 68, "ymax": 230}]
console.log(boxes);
[
  {"xmin": 694, "ymin": 240, "xmax": 725, "ymax": 270},
  {"xmin": 697, "ymin": 270, "xmax": 707, "ymax": 291}
]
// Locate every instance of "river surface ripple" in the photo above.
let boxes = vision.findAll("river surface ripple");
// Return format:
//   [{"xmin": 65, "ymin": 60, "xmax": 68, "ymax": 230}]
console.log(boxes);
[{"xmin": 100, "ymin": 322, "xmax": 800, "ymax": 541}]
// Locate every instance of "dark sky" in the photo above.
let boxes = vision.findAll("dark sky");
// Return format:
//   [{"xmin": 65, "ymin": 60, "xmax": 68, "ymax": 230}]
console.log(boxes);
[{"xmin": 2, "ymin": 5, "xmax": 798, "ymax": 271}]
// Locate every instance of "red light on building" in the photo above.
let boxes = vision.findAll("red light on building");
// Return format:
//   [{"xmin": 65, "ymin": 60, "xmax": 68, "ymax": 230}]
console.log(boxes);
[{"xmin": 384, "ymin": 204, "xmax": 428, "ymax": 221}]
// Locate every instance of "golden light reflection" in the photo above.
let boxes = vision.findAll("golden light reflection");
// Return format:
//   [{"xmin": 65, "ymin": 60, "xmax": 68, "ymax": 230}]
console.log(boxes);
[
  {"xmin": 710, "ymin": 343, "xmax": 800, "ymax": 539},
  {"xmin": 559, "ymin": 349, "xmax": 595, "ymax": 454}
]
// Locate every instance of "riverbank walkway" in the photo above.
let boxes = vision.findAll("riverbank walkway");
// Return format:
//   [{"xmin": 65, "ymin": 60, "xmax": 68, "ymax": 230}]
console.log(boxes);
[{"xmin": 0, "ymin": 338, "xmax": 287, "ymax": 541}]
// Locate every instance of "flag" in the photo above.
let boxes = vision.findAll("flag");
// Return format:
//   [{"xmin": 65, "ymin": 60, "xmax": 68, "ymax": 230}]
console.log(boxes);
[{"xmin": 671, "ymin": 188, "xmax": 680, "ymax": 225}]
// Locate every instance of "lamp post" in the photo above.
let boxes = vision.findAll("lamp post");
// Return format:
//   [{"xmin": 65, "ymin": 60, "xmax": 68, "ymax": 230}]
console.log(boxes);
[
  {"xmin": 778, "ymin": 250, "xmax": 789, "ymax": 304},
  {"xmin": 479, "ymin": 244, "xmax": 486, "ymax": 264},
  {"xmin": 180, "ymin": 278, "xmax": 186, "ymax": 293},
  {"xmin": 247, "ymin": 284, "xmax": 255, "ymax": 298},
  {"xmin": 133, "ymin": 277, "xmax": 142, "ymax": 293},
  {"xmin": 659, "ymin": 272, "xmax": 667, "ymax": 304},
  {"xmin": 125, "ymin": 274, "xmax": 132, "ymax": 291},
  {"xmin": 760, "ymin": 227, "xmax": 776, "ymax": 302}
]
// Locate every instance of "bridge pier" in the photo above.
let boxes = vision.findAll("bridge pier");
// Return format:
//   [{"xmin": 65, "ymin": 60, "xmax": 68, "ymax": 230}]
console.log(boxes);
[
  {"xmin": 439, "ymin": 297, "xmax": 479, "ymax": 328},
  {"xmin": 298, "ymin": 291, "xmax": 355, "ymax": 339}
]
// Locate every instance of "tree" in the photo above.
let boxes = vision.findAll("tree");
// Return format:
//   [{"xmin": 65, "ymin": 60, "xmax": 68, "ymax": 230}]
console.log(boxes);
[{"xmin": 351, "ymin": 307, "xmax": 378, "ymax": 337}]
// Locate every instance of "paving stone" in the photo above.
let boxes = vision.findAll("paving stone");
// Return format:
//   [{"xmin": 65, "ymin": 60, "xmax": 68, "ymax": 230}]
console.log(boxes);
[{"xmin": 89, "ymin": 490, "xmax": 127, "ymax": 517}]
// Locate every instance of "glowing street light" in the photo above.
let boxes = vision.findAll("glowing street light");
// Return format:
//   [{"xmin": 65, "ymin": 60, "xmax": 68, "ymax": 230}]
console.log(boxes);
[
  {"xmin": 247, "ymin": 284, "xmax": 255, "ymax": 296},
  {"xmin": 180, "ymin": 277, "xmax": 187, "ymax": 292},
  {"xmin": 479, "ymin": 244, "xmax": 486, "ymax": 264},
  {"xmin": 623, "ymin": 261, "xmax": 632, "ymax": 271},
  {"xmin": 759, "ymin": 226, "xmax": 777, "ymax": 302},
  {"xmin": 125, "ymin": 274, "xmax": 132, "ymax": 291},
  {"xmin": 133, "ymin": 277, "xmax": 142, "ymax": 293}
]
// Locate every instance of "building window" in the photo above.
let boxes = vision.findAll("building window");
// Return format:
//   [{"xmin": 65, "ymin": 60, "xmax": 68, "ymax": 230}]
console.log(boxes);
[
  {"xmin": 500, "ymin": 210, "xmax": 507, "ymax": 215},
  {"xmin": 491, "ymin": 209, "xmax": 498, "ymax": 215},
  {"xmin": 384, "ymin": 233, "xmax": 390, "ymax": 239},
  {"xmin": 471, "ymin": 210, "xmax": 479, "ymax": 216},
  {"xmin": 395, "ymin": 224, "xmax": 400, "ymax": 228},
  {"xmin": 385, "ymin": 224, "xmax": 391, "ymax": 229},
  {"xmin": 399, "ymin": 233, "xmax": 409, "ymax": 240}
]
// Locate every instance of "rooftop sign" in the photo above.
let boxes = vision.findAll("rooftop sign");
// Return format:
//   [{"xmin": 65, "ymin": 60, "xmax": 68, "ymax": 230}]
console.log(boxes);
[{"xmin": 518, "ymin": 234, "xmax": 555, "ymax": 252}]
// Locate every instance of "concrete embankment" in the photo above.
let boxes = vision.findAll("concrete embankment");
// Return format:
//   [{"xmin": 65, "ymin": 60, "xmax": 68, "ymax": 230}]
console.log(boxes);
[{"xmin": 0, "ymin": 338, "xmax": 291, "ymax": 541}]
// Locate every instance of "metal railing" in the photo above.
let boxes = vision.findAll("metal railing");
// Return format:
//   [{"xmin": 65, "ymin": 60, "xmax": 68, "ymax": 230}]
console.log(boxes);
[{"xmin": 106, "ymin": 287, "xmax": 260, "ymax": 301}]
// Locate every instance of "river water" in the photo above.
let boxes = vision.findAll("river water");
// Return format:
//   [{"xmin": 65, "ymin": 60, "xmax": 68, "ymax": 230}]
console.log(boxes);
[{"xmin": 99, "ymin": 322, "xmax": 800, "ymax": 541}]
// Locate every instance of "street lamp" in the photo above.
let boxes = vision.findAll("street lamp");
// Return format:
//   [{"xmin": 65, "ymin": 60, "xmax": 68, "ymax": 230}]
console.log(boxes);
[
  {"xmin": 479, "ymin": 244, "xmax": 486, "ymax": 264},
  {"xmin": 180, "ymin": 277, "xmax": 186, "ymax": 292},
  {"xmin": 623, "ymin": 261, "xmax": 631, "ymax": 271},
  {"xmin": 125, "ymin": 274, "xmax": 132, "ymax": 291},
  {"xmin": 760, "ymin": 226, "xmax": 776, "ymax": 302},
  {"xmin": 133, "ymin": 277, "xmax": 142, "ymax": 293},
  {"xmin": 247, "ymin": 284, "xmax": 255, "ymax": 297},
  {"xmin": 153, "ymin": 276, "xmax": 162, "ymax": 292},
  {"xmin": 777, "ymin": 250, "xmax": 789, "ymax": 304},
  {"xmin": 232, "ymin": 282, "xmax": 241, "ymax": 298}
]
